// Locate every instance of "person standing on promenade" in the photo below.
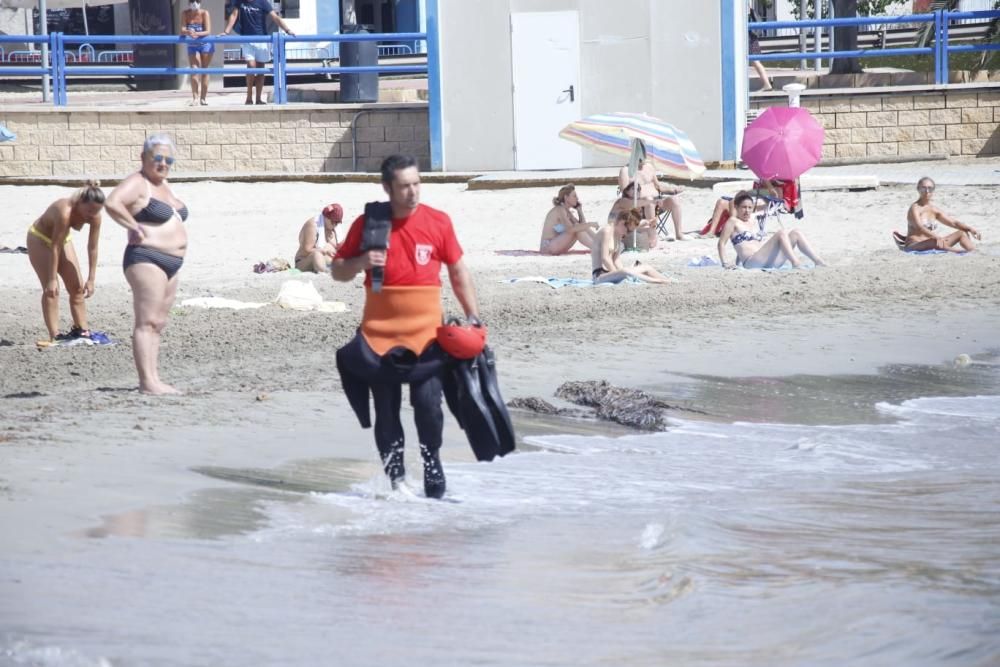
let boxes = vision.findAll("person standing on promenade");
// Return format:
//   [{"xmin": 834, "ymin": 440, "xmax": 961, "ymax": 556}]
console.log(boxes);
[
  {"xmin": 181, "ymin": 0, "xmax": 215, "ymax": 106},
  {"xmin": 748, "ymin": 1, "xmax": 772, "ymax": 91},
  {"xmin": 105, "ymin": 135, "xmax": 188, "ymax": 395},
  {"xmin": 332, "ymin": 154, "xmax": 481, "ymax": 499},
  {"xmin": 220, "ymin": 0, "xmax": 296, "ymax": 105},
  {"xmin": 26, "ymin": 181, "xmax": 105, "ymax": 345}
]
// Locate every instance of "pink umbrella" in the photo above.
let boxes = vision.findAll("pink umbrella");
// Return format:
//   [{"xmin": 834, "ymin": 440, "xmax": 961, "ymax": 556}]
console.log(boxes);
[{"xmin": 741, "ymin": 107, "xmax": 824, "ymax": 181}]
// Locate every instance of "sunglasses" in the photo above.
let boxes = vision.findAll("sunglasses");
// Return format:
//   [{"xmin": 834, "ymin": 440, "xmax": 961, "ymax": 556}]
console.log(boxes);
[
  {"xmin": 152, "ymin": 155, "xmax": 176, "ymax": 166},
  {"xmin": 918, "ymin": 185, "xmax": 935, "ymax": 192}
]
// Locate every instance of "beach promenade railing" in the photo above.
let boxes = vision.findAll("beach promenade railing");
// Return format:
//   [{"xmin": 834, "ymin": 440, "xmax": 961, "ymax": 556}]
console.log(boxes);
[
  {"xmin": 749, "ymin": 9, "xmax": 1000, "ymax": 85},
  {"xmin": 0, "ymin": 31, "xmax": 430, "ymax": 107}
]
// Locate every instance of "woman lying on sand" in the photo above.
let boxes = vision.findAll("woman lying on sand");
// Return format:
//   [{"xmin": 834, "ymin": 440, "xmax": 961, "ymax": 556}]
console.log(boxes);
[
  {"xmin": 591, "ymin": 209, "xmax": 671, "ymax": 285},
  {"xmin": 26, "ymin": 180, "xmax": 105, "ymax": 343},
  {"xmin": 718, "ymin": 191, "xmax": 826, "ymax": 269},
  {"xmin": 905, "ymin": 177, "xmax": 981, "ymax": 252},
  {"xmin": 540, "ymin": 184, "xmax": 598, "ymax": 255}
]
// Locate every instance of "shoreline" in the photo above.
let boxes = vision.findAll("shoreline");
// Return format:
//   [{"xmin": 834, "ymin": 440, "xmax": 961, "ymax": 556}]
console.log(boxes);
[{"xmin": 1, "ymin": 174, "xmax": 999, "ymax": 550}]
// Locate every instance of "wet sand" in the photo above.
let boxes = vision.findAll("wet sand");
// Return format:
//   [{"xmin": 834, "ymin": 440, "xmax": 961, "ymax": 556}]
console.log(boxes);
[{"xmin": 1, "ymin": 177, "xmax": 998, "ymax": 549}]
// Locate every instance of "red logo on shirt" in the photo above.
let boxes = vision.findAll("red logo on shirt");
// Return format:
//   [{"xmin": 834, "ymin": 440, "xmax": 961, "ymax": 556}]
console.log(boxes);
[{"xmin": 415, "ymin": 244, "xmax": 432, "ymax": 265}]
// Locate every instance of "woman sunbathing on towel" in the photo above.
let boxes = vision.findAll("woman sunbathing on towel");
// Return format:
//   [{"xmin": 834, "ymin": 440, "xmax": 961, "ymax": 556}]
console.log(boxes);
[
  {"xmin": 591, "ymin": 209, "xmax": 671, "ymax": 285},
  {"xmin": 540, "ymin": 184, "xmax": 598, "ymax": 255},
  {"xmin": 26, "ymin": 180, "xmax": 105, "ymax": 343},
  {"xmin": 905, "ymin": 177, "xmax": 980, "ymax": 252},
  {"xmin": 717, "ymin": 191, "xmax": 826, "ymax": 269}
]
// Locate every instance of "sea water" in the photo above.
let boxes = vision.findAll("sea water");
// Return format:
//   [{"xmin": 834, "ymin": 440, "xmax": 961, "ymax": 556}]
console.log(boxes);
[{"xmin": 2, "ymin": 360, "xmax": 999, "ymax": 666}]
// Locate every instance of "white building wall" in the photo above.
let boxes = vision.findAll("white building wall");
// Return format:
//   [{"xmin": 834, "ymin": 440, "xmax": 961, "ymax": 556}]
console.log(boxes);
[{"xmin": 437, "ymin": 0, "xmax": 731, "ymax": 171}]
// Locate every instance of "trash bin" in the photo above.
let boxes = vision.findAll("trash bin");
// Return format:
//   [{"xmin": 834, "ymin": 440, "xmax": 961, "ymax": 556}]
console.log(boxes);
[{"xmin": 339, "ymin": 24, "xmax": 379, "ymax": 103}]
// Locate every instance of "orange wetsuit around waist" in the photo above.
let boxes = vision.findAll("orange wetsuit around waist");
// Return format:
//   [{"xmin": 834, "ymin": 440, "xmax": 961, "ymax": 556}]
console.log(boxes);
[{"xmin": 360, "ymin": 285, "xmax": 443, "ymax": 356}]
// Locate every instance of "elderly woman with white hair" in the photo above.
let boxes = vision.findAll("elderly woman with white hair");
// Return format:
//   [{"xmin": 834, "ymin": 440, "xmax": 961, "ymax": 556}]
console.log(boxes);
[{"xmin": 105, "ymin": 134, "xmax": 188, "ymax": 395}]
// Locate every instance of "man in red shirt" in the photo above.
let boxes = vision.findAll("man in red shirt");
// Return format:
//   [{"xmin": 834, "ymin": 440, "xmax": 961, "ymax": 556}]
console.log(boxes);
[{"xmin": 332, "ymin": 155, "xmax": 481, "ymax": 499}]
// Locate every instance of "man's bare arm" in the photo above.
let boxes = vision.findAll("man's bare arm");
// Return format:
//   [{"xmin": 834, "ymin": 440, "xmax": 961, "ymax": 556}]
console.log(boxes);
[{"xmin": 447, "ymin": 259, "xmax": 480, "ymax": 320}]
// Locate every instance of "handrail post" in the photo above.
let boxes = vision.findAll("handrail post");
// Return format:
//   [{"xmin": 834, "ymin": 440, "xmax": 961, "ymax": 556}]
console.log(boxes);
[
  {"xmin": 933, "ymin": 10, "xmax": 942, "ymax": 85},
  {"xmin": 53, "ymin": 32, "xmax": 66, "ymax": 107},
  {"xmin": 273, "ymin": 31, "xmax": 287, "ymax": 105},
  {"xmin": 940, "ymin": 9, "xmax": 950, "ymax": 85}
]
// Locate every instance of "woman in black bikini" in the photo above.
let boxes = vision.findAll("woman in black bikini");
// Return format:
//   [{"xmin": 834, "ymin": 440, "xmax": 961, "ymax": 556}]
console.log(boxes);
[
  {"xmin": 717, "ymin": 191, "xmax": 825, "ymax": 269},
  {"xmin": 105, "ymin": 134, "xmax": 188, "ymax": 395}
]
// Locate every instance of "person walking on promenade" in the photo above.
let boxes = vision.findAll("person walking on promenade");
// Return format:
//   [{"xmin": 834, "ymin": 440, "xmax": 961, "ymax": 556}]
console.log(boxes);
[
  {"xmin": 26, "ymin": 181, "xmax": 105, "ymax": 345},
  {"xmin": 181, "ymin": 0, "xmax": 215, "ymax": 106},
  {"xmin": 332, "ymin": 154, "xmax": 482, "ymax": 499},
  {"xmin": 220, "ymin": 0, "xmax": 296, "ymax": 105},
  {"xmin": 105, "ymin": 135, "xmax": 189, "ymax": 395},
  {"xmin": 748, "ymin": 1, "xmax": 772, "ymax": 91}
]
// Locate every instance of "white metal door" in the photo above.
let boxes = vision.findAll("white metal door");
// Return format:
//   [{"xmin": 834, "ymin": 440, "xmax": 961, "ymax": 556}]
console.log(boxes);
[{"xmin": 510, "ymin": 11, "xmax": 582, "ymax": 170}]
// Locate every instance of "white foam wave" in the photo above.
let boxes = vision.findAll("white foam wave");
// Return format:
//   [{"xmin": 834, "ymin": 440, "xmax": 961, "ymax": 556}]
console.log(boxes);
[
  {"xmin": 876, "ymin": 395, "xmax": 1000, "ymax": 421},
  {"xmin": 0, "ymin": 640, "xmax": 112, "ymax": 667}
]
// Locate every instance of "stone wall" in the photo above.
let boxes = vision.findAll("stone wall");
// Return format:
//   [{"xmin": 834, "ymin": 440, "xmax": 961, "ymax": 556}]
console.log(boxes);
[
  {"xmin": 0, "ymin": 104, "xmax": 429, "ymax": 177},
  {"xmin": 751, "ymin": 89, "xmax": 1000, "ymax": 159}
]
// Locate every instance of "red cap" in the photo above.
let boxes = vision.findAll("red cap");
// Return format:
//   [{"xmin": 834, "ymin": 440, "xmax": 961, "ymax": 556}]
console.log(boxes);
[{"xmin": 322, "ymin": 203, "xmax": 343, "ymax": 222}]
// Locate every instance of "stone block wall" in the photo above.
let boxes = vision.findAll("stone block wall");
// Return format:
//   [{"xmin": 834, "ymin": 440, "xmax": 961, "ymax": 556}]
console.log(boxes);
[
  {"xmin": 0, "ymin": 104, "xmax": 429, "ymax": 177},
  {"xmin": 751, "ymin": 89, "xmax": 1000, "ymax": 159}
]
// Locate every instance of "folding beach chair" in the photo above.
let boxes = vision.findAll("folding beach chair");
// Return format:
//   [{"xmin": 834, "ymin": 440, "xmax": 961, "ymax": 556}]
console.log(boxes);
[
  {"xmin": 755, "ymin": 179, "xmax": 803, "ymax": 233},
  {"xmin": 654, "ymin": 197, "xmax": 674, "ymax": 239}
]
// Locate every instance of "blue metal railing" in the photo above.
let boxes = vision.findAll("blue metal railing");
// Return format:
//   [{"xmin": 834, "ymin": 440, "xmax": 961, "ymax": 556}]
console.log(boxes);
[
  {"xmin": 0, "ymin": 31, "xmax": 429, "ymax": 106},
  {"xmin": 749, "ymin": 9, "xmax": 1000, "ymax": 86}
]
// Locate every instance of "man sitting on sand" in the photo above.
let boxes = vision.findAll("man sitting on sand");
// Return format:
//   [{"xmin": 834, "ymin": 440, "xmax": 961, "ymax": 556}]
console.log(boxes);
[
  {"xmin": 295, "ymin": 203, "xmax": 343, "ymax": 273},
  {"xmin": 905, "ymin": 177, "xmax": 981, "ymax": 252},
  {"xmin": 592, "ymin": 210, "xmax": 671, "ymax": 285},
  {"xmin": 617, "ymin": 158, "xmax": 685, "ymax": 240}
]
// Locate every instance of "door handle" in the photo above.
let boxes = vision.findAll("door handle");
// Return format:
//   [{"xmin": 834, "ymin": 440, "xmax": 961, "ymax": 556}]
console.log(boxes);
[{"xmin": 562, "ymin": 84, "xmax": 575, "ymax": 102}]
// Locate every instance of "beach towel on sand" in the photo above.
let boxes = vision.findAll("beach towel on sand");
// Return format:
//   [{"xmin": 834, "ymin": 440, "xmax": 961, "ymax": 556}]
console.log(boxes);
[
  {"xmin": 891, "ymin": 231, "xmax": 968, "ymax": 255},
  {"xmin": 37, "ymin": 330, "xmax": 114, "ymax": 349},
  {"xmin": 275, "ymin": 280, "xmax": 348, "ymax": 312},
  {"xmin": 494, "ymin": 249, "xmax": 591, "ymax": 257},
  {"xmin": 181, "ymin": 297, "xmax": 269, "ymax": 310},
  {"xmin": 501, "ymin": 276, "xmax": 643, "ymax": 289}
]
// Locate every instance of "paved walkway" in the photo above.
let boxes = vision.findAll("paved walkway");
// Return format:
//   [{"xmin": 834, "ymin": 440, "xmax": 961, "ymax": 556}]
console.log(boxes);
[{"xmin": 467, "ymin": 156, "xmax": 1000, "ymax": 190}]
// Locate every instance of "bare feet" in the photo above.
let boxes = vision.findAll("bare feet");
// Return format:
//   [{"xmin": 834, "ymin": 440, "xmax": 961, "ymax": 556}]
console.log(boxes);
[{"xmin": 139, "ymin": 381, "xmax": 182, "ymax": 396}]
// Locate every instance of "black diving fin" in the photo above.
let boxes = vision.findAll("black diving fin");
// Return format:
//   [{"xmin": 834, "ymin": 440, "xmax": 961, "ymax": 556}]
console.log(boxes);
[
  {"xmin": 477, "ymin": 346, "xmax": 516, "ymax": 456},
  {"xmin": 442, "ymin": 345, "xmax": 517, "ymax": 462},
  {"xmin": 447, "ymin": 355, "xmax": 502, "ymax": 462}
]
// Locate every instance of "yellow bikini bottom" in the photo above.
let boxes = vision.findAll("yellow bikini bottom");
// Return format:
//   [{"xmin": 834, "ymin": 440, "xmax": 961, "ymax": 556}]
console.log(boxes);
[{"xmin": 28, "ymin": 224, "xmax": 70, "ymax": 249}]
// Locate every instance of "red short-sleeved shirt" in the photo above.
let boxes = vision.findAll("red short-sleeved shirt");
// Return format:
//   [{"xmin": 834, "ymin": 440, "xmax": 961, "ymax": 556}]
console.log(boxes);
[{"xmin": 335, "ymin": 203, "xmax": 463, "ymax": 287}]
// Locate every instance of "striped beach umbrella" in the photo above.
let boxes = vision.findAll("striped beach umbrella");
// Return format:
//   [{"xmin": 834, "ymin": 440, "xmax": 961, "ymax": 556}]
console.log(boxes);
[{"xmin": 558, "ymin": 112, "xmax": 706, "ymax": 180}]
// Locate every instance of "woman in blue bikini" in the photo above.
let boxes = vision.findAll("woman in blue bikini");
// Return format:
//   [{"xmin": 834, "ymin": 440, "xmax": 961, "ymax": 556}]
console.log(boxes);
[
  {"xmin": 539, "ymin": 184, "xmax": 598, "ymax": 255},
  {"xmin": 181, "ymin": 0, "xmax": 214, "ymax": 106},
  {"xmin": 105, "ymin": 134, "xmax": 188, "ymax": 395},
  {"xmin": 717, "ymin": 191, "xmax": 826, "ymax": 269}
]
